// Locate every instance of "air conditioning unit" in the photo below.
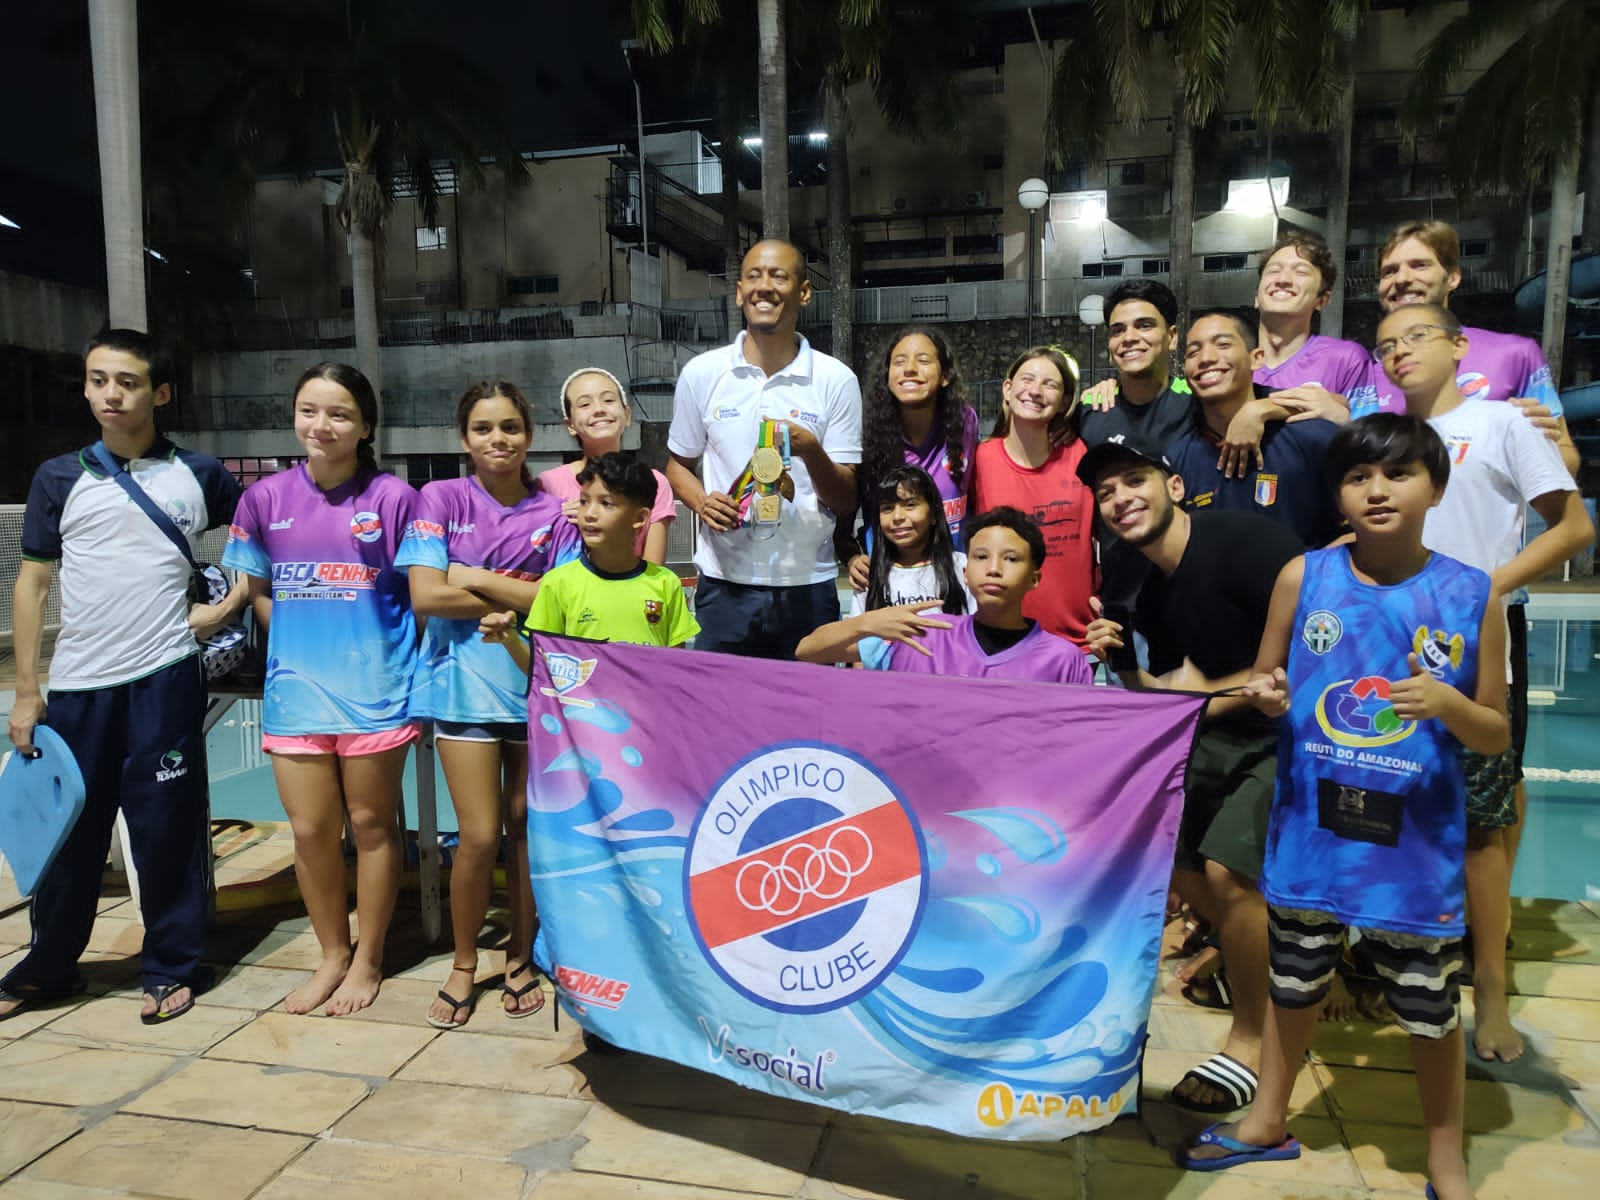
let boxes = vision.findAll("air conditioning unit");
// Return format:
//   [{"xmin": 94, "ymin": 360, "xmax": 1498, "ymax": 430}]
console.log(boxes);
[{"xmin": 965, "ymin": 190, "xmax": 988, "ymax": 208}]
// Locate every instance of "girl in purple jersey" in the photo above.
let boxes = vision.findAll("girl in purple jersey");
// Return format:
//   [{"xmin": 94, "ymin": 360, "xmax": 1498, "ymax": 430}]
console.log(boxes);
[
  {"xmin": 404, "ymin": 382, "xmax": 561, "ymax": 1028},
  {"xmin": 230, "ymin": 364, "xmax": 418, "ymax": 1017},
  {"xmin": 848, "ymin": 328, "xmax": 979, "ymax": 588},
  {"xmin": 851, "ymin": 465, "xmax": 971, "ymax": 617},
  {"xmin": 535, "ymin": 368, "xmax": 675, "ymax": 563}
]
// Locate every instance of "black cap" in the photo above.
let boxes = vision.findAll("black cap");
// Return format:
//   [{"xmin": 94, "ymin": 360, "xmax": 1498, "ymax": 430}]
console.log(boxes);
[{"xmin": 1075, "ymin": 433, "xmax": 1175, "ymax": 487}]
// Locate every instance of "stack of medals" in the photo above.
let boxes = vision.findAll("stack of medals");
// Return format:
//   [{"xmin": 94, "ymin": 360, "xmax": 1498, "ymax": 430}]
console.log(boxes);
[{"xmin": 731, "ymin": 418, "xmax": 792, "ymax": 541}]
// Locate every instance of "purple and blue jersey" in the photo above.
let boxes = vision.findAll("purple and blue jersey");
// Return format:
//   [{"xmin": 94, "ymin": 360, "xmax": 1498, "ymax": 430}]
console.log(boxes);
[
  {"xmin": 1253, "ymin": 334, "xmax": 1376, "ymax": 413},
  {"xmin": 222, "ymin": 465, "xmax": 418, "ymax": 737},
  {"xmin": 1356, "ymin": 325, "xmax": 1562, "ymax": 420},
  {"xmin": 395, "ymin": 477, "xmax": 579, "ymax": 723},
  {"xmin": 860, "ymin": 614, "xmax": 1094, "ymax": 685},
  {"xmin": 905, "ymin": 405, "xmax": 979, "ymax": 547},
  {"xmin": 1264, "ymin": 546, "xmax": 1489, "ymax": 937}
]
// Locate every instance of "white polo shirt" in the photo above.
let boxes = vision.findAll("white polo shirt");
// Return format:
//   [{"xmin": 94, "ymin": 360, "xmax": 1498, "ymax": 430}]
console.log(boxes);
[{"xmin": 668, "ymin": 333, "xmax": 862, "ymax": 587}]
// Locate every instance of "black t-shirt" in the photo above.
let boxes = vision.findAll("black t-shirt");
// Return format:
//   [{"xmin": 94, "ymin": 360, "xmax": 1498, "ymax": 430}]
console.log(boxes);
[
  {"xmin": 1077, "ymin": 381, "xmax": 1197, "ymax": 609},
  {"xmin": 1129, "ymin": 509, "xmax": 1301, "ymax": 728}
]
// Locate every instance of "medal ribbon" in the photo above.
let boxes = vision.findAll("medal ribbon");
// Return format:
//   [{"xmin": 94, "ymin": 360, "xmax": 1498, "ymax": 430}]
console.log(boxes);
[{"xmin": 731, "ymin": 418, "xmax": 788, "ymax": 519}]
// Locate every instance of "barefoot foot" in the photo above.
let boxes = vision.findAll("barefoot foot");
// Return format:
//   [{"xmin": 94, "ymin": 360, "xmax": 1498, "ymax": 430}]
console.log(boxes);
[
  {"xmin": 1472, "ymin": 992, "xmax": 1525, "ymax": 1062},
  {"xmin": 326, "ymin": 957, "xmax": 382, "ymax": 1016},
  {"xmin": 1318, "ymin": 974, "xmax": 1359, "ymax": 1023},
  {"xmin": 1176, "ymin": 945, "xmax": 1222, "ymax": 986},
  {"xmin": 285, "ymin": 953, "xmax": 351, "ymax": 1015}
]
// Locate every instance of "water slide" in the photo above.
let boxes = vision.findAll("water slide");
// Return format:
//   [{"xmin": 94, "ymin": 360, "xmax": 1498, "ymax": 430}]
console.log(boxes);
[{"xmin": 1513, "ymin": 251, "xmax": 1600, "ymax": 422}]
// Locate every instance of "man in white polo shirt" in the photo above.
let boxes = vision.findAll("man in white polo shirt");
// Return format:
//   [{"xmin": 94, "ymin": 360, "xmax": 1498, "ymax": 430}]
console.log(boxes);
[{"xmin": 667, "ymin": 239, "xmax": 862, "ymax": 658}]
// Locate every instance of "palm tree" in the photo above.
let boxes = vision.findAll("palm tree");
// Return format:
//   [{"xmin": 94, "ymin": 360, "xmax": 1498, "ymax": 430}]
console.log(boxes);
[
  {"xmin": 757, "ymin": 0, "xmax": 789, "ymax": 239},
  {"xmin": 218, "ymin": 0, "xmax": 523, "ymax": 451},
  {"xmin": 1405, "ymin": 0, "xmax": 1600, "ymax": 383},
  {"xmin": 1051, "ymin": 0, "xmax": 1357, "ymax": 334},
  {"xmin": 88, "ymin": 0, "xmax": 147, "ymax": 330}
]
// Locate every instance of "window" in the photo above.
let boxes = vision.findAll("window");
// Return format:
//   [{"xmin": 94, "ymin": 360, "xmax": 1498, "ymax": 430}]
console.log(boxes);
[
  {"xmin": 1120, "ymin": 162, "xmax": 1146, "ymax": 186},
  {"xmin": 1082, "ymin": 262, "xmax": 1124, "ymax": 279},
  {"xmin": 1345, "ymin": 246, "xmax": 1364, "ymax": 263},
  {"xmin": 982, "ymin": 153, "xmax": 1004, "ymax": 172},
  {"xmin": 223, "ymin": 457, "xmax": 295, "ymax": 487},
  {"xmin": 953, "ymin": 233, "xmax": 1001, "ymax": 257},
  {"xmin": 1461, "ymin": 239, "xmax": 1488, "ymax": 258},
  {"xmin": 1226, "ymin": 117, "xmax": 1258, "ymax": 133},
  {"xmin": 1202, "ymin": 254, "xmax": 1248, "ymax": 272},
  {"xmin": 339, "ymin": 286, "xmax": 353, "ymax": 309},
  {"xmin": 416, "ymin": 226, "xmax": 448, "ymax": 251},
  {"xmin": 508, "ymin": 274, "xmax": 560, "ymax": 296},
  {"xmin": 405, "ymin": 453, "xmax": 464, "ymax": 483},
  {"xmin": 1372, "ymin": 144, "xmax": 1401, "ymax": 170},
  {"xmin": 1141, "ymin": 258, "xmax": 1170, "ymax": 274}
]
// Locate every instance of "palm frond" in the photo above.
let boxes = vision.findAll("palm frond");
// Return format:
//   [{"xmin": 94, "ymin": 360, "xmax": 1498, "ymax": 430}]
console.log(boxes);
[
  {"xmin": 1090, "ymin": 0, "xmax": 1158, "ymax": 122},
  {"xmin": 1168, "ymin": 0, "xmax": 1237, "ymax": 124},
  {"xmin": 1050, "ymin": 3, "xmax": 1122, "ymax": 165}
]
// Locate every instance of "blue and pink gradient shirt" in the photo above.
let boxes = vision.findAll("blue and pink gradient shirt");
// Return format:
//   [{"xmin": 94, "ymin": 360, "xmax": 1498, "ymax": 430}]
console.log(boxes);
[
  {"xmin": 223, "ymin": 465, "xmax": 418, "ymax": 736},
  {"xmin": 395, "ymin": 477, "xmax": 580, "ymax": 723}
]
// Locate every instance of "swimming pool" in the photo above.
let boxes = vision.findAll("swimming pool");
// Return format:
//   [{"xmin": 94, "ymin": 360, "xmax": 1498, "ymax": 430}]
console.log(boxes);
[{"xmin": 5, "ymin": 604, "xmax": 1599, "ymax": 899}]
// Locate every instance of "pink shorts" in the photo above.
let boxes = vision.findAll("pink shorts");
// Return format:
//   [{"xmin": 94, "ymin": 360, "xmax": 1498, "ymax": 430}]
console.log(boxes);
[{"xmin": 262, "ymin": 724, "xmax": 419, "ymax": 758}]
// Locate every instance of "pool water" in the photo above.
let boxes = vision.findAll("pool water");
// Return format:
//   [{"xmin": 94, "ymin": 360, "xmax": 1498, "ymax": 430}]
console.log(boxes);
[{"xmin": 4, "ymin": 607, "xmax": 1599, "ymax": 899}]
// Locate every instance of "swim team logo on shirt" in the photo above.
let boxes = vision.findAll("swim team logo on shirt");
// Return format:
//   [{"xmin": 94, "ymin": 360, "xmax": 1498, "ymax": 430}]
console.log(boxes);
[
  {"xmin": 1446, "ymin": 436, "xmax": 1470, "ymax": 466},
  {"xmin": 1302, "ymin": 610, "xmax": 1343, "ymax": 655},
  {"xmin": 530, "ymin": 524, "xmax": 553, "ymax": 549},
  {"xmin": 1314, "ymin": 676, "xmax": 1418, "ymax": 749},
  {"xmin": 350, "ymin": 510, "xmax": 383, "ymax": 543},
  {"xmin": 1458, "ymin": 371, "xmax": 1491, "ymax": 403},
  {"xmin": 410, "ymin": 519, "xmax": 445, "ymax": 539},
  {"xmin": 1412, "ymin": 626, "xmax": 1465, "ymax": 678},
  {"xmin": 270, "ymin": 561, "xmax": 380, "ymax": 602},
  {"xmin": 1254, "ymin": 474, "xmax": 1278, "ymax": 508}
]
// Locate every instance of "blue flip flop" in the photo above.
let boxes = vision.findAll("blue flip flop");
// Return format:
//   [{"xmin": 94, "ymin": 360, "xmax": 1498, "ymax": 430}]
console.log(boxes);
[{"xmin": 1179, "ymin": 1122, "xmax": 1303, "ymax": 1172}]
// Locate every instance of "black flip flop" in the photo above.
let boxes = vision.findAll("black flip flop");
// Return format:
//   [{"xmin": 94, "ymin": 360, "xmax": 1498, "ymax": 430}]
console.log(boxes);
[
  {"xmin": 141, "ymin": 981, "xmax": 196, "ymax": 1025},
  {"xmin": 502, "ymin": 962, "xmax": 546, "ymax": 1019}
]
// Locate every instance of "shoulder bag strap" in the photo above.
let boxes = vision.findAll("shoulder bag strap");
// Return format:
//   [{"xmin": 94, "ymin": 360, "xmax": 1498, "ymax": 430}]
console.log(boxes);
[{"xmin": 88, "ymin": 441, "xmax": 197, "ymax": 568}]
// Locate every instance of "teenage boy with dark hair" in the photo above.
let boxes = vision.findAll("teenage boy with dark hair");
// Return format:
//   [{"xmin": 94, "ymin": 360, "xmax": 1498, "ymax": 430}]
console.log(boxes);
[
  {"xmin": 796, "ymin": 506, "xmax": 1093, "ymax": 685},
  {"xmin": 1180, "ymin": 415, "xmax": 1508, "ymax": 1200},
  {"xmin": 1168, "ymin": 310, "xmax": 1344, "ymax": 548},
  {"xmin": 1080, "ymin": 434, "xmax": 1303, "ymax": 1114},
  {"xmin": 2, "ymin": 329, "xmax": 245, "ymax": 1025}
]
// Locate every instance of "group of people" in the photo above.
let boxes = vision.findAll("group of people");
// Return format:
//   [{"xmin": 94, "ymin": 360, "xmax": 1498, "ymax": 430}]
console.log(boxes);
[{"xmin": 2, "ymin": 220, "xmax": 1592, "ymax": 1199}]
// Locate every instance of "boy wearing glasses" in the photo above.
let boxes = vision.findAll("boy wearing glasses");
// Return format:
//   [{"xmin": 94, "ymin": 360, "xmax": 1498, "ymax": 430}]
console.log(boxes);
[{"xmin": 1374, "ymin": 302, "xmax": 1593, "ymax": 1065}]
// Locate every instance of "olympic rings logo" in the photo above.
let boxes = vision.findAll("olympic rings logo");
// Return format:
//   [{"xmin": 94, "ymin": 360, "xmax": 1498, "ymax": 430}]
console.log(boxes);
[{"xmin": 734, "ymin": 825, "xmax": 874, "ymax": 917}]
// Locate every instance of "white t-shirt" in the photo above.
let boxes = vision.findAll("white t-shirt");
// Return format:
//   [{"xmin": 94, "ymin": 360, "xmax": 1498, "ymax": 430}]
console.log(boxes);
[
  {"xmin": 1423, "ymin": 398, "xmax": 1574, "ymax": 577},
  {"xmin": 848, "ymin": 553, "xmax": 974, "ymax": 616},
  {"xmin": 667, "ymin": 333, "xmax": 862, "ymax": 587}
]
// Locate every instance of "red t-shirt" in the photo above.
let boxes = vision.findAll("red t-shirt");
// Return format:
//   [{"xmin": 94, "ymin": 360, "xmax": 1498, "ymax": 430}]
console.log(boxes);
[{"xmin": 970, "ymin": 437, "xmax": 1097, "ymax": 647}]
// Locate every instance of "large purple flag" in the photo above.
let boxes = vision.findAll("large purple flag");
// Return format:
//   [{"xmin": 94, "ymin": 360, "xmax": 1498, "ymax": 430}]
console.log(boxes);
[{"xmin": 528, "ymin": 635, "xmax": 1205, "ymax": 1140}]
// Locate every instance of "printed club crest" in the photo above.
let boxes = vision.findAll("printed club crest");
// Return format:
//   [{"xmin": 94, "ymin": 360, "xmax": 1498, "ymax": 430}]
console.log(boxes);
[
  {"xmin": 541, "ymin": 650, "xmax": 597, "ymax": 697},
  {"xmin": 1412, "ymin": 626, "xmax": 1465, "ymax": 678}
]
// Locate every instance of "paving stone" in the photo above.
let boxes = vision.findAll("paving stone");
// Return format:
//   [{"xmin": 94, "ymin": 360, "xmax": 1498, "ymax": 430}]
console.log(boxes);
[{"xmin": 124, "ymin": 1057, "xmax": 370, "ymax": 1134}]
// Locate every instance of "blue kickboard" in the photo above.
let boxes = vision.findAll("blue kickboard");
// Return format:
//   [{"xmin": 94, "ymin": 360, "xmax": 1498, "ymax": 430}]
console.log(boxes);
[{"xmin": 0, "ymin": 727, "xmax": 87, "ymax": 896}]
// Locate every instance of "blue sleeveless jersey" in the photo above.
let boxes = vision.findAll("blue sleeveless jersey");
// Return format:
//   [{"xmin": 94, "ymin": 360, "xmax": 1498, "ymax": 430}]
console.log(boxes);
[{"xmin": 1263, "ymin": 547, "xmax": 1490, "ymax": 937}]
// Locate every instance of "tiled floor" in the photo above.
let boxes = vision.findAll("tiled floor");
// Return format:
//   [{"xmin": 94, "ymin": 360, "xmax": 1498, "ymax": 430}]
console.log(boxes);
[{"xmin": 2, "ymin": 830, "xmax": 1598, "ymax": 1199}]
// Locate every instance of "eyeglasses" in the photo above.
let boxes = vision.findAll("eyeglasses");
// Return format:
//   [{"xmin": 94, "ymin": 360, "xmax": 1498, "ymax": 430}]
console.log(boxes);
[{"xmin": 1372, "ymin": 325, "xmax": 1454, "ymax": 363}]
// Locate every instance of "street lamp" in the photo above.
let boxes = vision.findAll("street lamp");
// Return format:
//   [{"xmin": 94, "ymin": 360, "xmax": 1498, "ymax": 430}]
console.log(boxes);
[{"xmin": 1017, "ymin": 177, "xmax": 1050, "ymax": 345}]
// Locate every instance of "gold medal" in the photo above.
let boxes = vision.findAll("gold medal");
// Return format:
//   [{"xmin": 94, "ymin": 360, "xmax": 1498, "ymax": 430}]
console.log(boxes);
[
  {"xmin": 751, "ymin": 446, "xmax": 783, "ymax": 485},
  {"xmin": 754, "ymin": 492, "xmax": 783, "ymax": 523}
]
